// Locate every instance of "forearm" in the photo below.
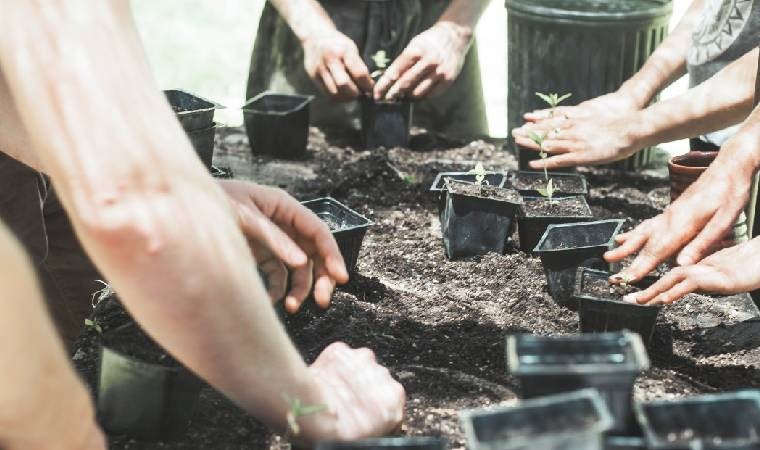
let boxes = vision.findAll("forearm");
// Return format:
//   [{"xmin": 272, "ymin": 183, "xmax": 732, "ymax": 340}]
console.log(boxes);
[
  {"xmin": 710, "ymin": 104, "xmax": 760, "ymax": 180},
  {"xmin": 268, "ymin": 0, "xmax": 337, "ymax": 43},
  {"xmin": 633, "ymin": 48, "xmax": 758, "ymax": 149},
  {"xmin": 0, "ymin": 73, "xmax": 43, "ymax": 171},
  {"xmin": 436, "ymin": 0, "xmax": 493, "ymax": 39},
  {"xmin": 0, "ymin": 0, "xmax": 327, "ymax": 436},
  {"xmin": 618, "ymin": 0, "xmax": 704, "ymax": 108}
]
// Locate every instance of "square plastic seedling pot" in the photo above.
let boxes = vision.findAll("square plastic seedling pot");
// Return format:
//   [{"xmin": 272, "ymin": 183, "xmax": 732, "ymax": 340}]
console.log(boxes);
[
  {"xmin": 517, "ymin": 196, "xmax": 594, "ymax": 253},
  {"xmin": 440, "ymin": 182, "xmax": 523, "ymax": 260},
  {"xmin": 315, "ymin": 437, "xmax": 448, "ymax": 450},
  {"xmin": 533, "ymin": 219, "xmax": 625, "ymax": 309},
  {"xmin": 97, "ymin": 346, "xmax": 203, "ymax": 441},
  {"xmin": 506, "ymin": 331, "xmax": 650, "ymax": 435},
  {"xmin": 574, "ymin": 268, "xmax": 663, "ymax": 347},
  {"xmin": 186, "ymin": 122, "xmax": 218, "ymax": 171},
  {"xmin": 243, "ymin": 92, "xmax": 313, "ymax": 160},
  {"xmin": 461, "ymin": 388, "xmax": 613, "ymax": 450},
  {"xmin": 164, "ymin": 89, "xmax": 224, "ymax": 132},
  {"xmin": 635, "ymin": 390, "xmax": 760, "ymax": 450},
  {"xmin": 302, "ymin": 197, "xmax": 372, "ymax": 274},
  {"xmin": 430, "ymin": 172, "xmax": 508, "ymax": 221},
  {"xmin": 360, "ymin": 96, "xmax": 413, "ymax": 150},
  {"xmin": 508, "ymin": 171, "xmax": 588, "ymax": 198}
]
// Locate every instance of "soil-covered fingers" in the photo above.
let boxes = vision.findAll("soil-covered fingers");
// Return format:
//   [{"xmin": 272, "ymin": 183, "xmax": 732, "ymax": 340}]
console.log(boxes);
[
  {"xmin": 623, "ymin": 268, "xmax": 693, "ymax": 305},
  {"xmin": 374, "ymin": 50, "xmax": 418, "ymax": 100},
  {"xmin": 285, "ymin": 260, "xmax": 314, "ymax": 314},
  {"xmin": 604, "ymin": 225, "xmax": 650, "ymax": 264}
]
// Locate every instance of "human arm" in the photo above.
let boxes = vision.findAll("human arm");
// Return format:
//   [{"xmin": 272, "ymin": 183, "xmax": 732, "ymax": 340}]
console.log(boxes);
[
  {"xmin": 373, "ymin": 0, "xmax": 492, "ymax": 100},
  {"xmin": 0, "ymin": 223, "xmax": 105, "ymax": 450},
  {"xmin": 268, "ymin": 0, "xmax": 373, "ymax": 100},
  {"xmin": 0, "ymin": 0, "xmax": 402, "ymax": 442}
]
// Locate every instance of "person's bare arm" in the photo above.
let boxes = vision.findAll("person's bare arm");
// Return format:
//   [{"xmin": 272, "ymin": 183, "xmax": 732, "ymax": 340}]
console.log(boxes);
[
  {"xmin": 0, "ymin": 222, "xmax": 105, "ymax": 450},
  {"xmin": 0, "ymin": 74, "xmax": 43, "ymax": 171},
  {"xmin": 0, "ymin": 0, "xmax": 402, "ymax": 442}
]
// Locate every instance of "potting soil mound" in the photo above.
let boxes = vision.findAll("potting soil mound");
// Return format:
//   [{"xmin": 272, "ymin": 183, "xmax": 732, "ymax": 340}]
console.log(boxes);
[
  {"xmin": 71, "ymin": 127, "xmax": 760, "ymax": 449},
  {"xmin": 522, "ymin": 196, "xmax": 591, "ymax": 217},
  {"xmin": 446, "ymin": 180, "xmax": 522, "ymax": 203}
]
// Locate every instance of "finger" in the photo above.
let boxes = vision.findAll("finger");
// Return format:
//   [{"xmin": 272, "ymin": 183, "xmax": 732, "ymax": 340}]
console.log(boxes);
[
  {"xmin": 258, "ymin": 256, "xmax": 288, "ymax": 302},
  {"xmin": 285, "ymin": 260, "xmax": 314, "ymax": 314},
  {"xmin": 514, "ymin": 118, "xmax": 570, "ymax": 136},
  {"xmin": 386, "ymin": 59, "xmax": 435, "ymax": 100},
  {"xmin": 327, "ymin": 59, "xmax": 359, "ymax": 99},
  {"xmin": 319, "ymin": 66, "xmax": 339, "ymax": 97},
  {"xmin": 523, "ymin": 106, "xmax": 574, "ymax": 122},
  {"xmin": 604, "ymin": 229, "xmax": 649, "ymax": 263},
  {"xmin": 654, "ymin": 279, "xmax": 696, "ymax": 305},
  {"xmin": 237, "ymin": 208, "xmax": 308, "ymax": 268},
  {"xmin": 677, "ymin": 211, "xmax": 738, "ymax": 266},
  {"xmin": 312, "ymin": 261, "xmax": 337, "ymax": 309},
  {"xmin": 529, "ymin": 152, "xmax": 586, "ymax": 170},
  {"xmin": 623, "ymin": 269, "xmax": 686, "ymax": 304},
  {"xmin": 343, "ymin": 51, "xmax": 374, "ymax": 94},
  {"xmin": 374, "ymin": 51, "xmax": 418, "ymax": 100},
  {"xmin": 411, "ymin": 76, "xmax": 440, "ymax": 99}
]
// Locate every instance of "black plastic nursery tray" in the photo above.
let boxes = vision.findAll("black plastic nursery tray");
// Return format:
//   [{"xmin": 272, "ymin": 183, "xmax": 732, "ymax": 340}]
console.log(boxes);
[
  {"xmin": 243, "ymin": 92, "xmax": 313, "ymax": 159},
  {"xmin": 165, "ymin": 89, "xmax": 224, "ymax": 132},
  {"xmin": 508, "ymin": 171, "xmax": 588, "ymax": 197}
]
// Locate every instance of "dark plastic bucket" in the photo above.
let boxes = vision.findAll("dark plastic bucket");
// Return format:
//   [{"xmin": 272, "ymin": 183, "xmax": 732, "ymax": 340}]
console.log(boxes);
[
  {"xmin": 430, "ymin": 172, "xmax": 508, "ymax": 221},
  {"xmin": 508, "ymin": 171, "xmax": 588, "ymax": 198},
  {"xmin": 243, "ymin": 92, "xmax": 313, "ymax": 160},
  {"xmin": 302, "ymin": 197, "xmax": 373, "ymax": 274},
  {"xmin": 165, "ymin": 89, "xmax": 224, "ymax": 132},
  {"xmin": 506, "ymin": 331, "xmax": 649, "ymax": 435},
  {"xmin": 360, "ymin": 96, "xmax": 413, "ymax": 150},
  {"xmin": 635, "ymin": 390, "xmax": 760, "ymax": 450},
  {"xmin": 574, "ymin": 267, "xmax": 663, "ymax": 347},
  {"xmin": 534, "ymin": 219, "xmax": 625, "ymax": 308},
  {"xmin": 516, "ymin": 196, "xmax": 593, "ymax": 253},
  {"xmin": 316, "ymin": 437, "xmax": 448, "ymax": 450},
  {"xmin": 461, "ymin": 388, "xmax": 614, "ymax": 450},
  {"xmin": 187, "ymin": 122, "xmax": 217, "ymax": 171}
]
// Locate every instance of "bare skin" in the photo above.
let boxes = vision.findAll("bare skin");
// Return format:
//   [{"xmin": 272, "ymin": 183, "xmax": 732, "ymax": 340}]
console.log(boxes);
[
  {"xmin": 0, "ymin": 223, "xmax": 105, "ymax": 450},
  {"xmin": 0, "ymin": 0, "xmax": 403, "ymax": 443}
]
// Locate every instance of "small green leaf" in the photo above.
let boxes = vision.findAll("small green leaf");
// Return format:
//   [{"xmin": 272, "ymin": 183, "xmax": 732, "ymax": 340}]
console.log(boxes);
[
  {"xmin": 372, "ymin": 50, "xmax": 390, "ymax": 70},
  {"xmin": 535, "ymin": 92, "xmax": 553, "ymax": 105},
  {"xmin": 556, "ymin": 93, "xmax": 572, "ymax": 104},
  {"xmin": 468, "ymin": 162, "xmax": 489, "ymax": 186},
  {"xmin": 537, "ymin": 179, "xmax": 555, "ymax": 200}
]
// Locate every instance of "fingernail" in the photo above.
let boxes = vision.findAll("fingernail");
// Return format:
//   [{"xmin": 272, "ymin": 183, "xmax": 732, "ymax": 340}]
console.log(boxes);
[
  {"xmin": 676, "ymin": 253, "xmax": 694, "ymax": 266},
  {"xmin": 623, "ymin": 293, "xmax": 638, "ymax": 304}
]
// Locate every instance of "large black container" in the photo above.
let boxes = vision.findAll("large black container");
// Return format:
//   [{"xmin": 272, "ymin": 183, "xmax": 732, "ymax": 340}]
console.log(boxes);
[
  {"xmin": 574, "ymin": 267, "xmax": 663, "ymax": 347},
  {"xmin": 302, "ymin": 197, "xmax": 372, "ymax": 274},
  {"xmin": 461, "ymin": 389, "xmax": 613, "ymax": 450},
  {"xmin": 316, "ymin": 437, "xmax": 448, "ymax": 450},
  {"xmin": 534, "ymin": 219, "xmax": 624, "ymax": 308},
  {"xmin": 187, "ymin": 122, "xmax": 217, "ymax": 171},
  {"xmin": 517, "ymin": 196, "xmax": 593, "ymax": 253},
  {"xmin": 441, "ymin": 180, "xmax": 523, "ymax": 260},
  {"xmin": 508, "ymin": 171, "xmax": 588, "ymax": 198},
  {"xmin": 506, "ymin": 331, "xmax": 649, "ymax": 435},
  {"xmin": 430, "ymin": 172, "xmax": 508, "ymax": 220},
  {"xmin": 505, "ymin": 0, "xmax": 672, "ymax": 171},
  {"xmin": 635, "ymin": 390, "xmax": 760, "ymax": 450},
  {"xmin": 165, "ymin": 89, "xmax": 224, "ymax": 132},
  {"xmin": 360, "ymin": 96, "xmax": 413, "ymax": 150},
  {"xmin": 243, "ymin": 92, "xmax": 313, "ymax": 160}
]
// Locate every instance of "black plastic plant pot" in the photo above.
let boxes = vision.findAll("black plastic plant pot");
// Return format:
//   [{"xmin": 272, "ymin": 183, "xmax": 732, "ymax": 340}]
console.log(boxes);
[
  {"xmin": 604, "ymin": 437, "xmax": 646, "ymax": 450},
  {"xmin": 360, "ymin": 96, "xmax": 413, "ymax": 150},
  {"xmin": 164, "ymin": 89, "xmax": 224, "ymax": 132},
  {"xmin": 574, "ymin": 268, "xmax": 663, "ymax": 347},
  {"xmin": 635, "ymin": 391, "xmax": 760, "ymax": 450},
  {"xmin": 242, "ymin": 92, "xmax": 313, "ymax": 160},
  {"xmin": 508, "ymin": 171, "xmax": 588, "ymax": 198},
  {"xmin": 302, "ymin": 197, "xmax": 372, "ymax": 274},
  {"xmin": 461, "ymin": 388, "xmax": 613, "ymax": 450},
  {"xmin": 430, "ymin": 172, "xmax": 508, "ymax": 220},
  {"xmin": 441, "ymin": 179, "xmax": 523, "ymax": 260},
  {"xmin": 506, "ymin": 332, "xmax": 650, "ymax": 435},
  {"xmin": 97, "ymin": 346, "xmax": 203, "ymax": 441},
  {"xmin": 186, "ymin": 122, "xmax": 217, "ymax": 171},
  {"xmin": 533, "ymin": 219, "xmax": 625, "ymax": 308},
  {"xmin": 315, "ymin": 437, "xmax": 448, "ymax": 450},
  {"xmin": 516, "ymin": 196, "xmax": 593, "ymax": 253}
]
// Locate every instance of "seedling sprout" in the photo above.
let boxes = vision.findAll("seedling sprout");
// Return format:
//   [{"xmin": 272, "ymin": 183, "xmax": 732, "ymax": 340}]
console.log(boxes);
[
  {"xmin": 370, "ymin": 50, "xmax": 391, "ymax": 79},
  {"xmin": 84, "ymin": 318, "xmax": 103, "ymax": 334},
  {"xmin": 527, "ymin": 130, "xmax": 557, "ymax": 201},
  {"xmin": 277, "ymin": 393, "xmax": 327, "ymax": 449},
  {"xmin": 536, "ymin": 92, "xmax": 572, "ymax": 116}
]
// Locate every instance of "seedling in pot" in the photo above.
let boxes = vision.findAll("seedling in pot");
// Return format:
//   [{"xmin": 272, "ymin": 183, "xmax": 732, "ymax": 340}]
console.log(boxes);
[
  {"xmin": 508, "ymin": 171, "xmax": 588, "ymax": 198},
  {"xmin": 361, "ymin": 50, "xmax": 412, "ymax": 149},
  {"xmin": 516, "ymin": 195, "xmax": 593, "ymax": 254},
  {"xmin": 370, "ymin": 50, "xmax": 391, "ymax": 79},
  {"xmin": 84, "ymin": 318, "xmax": 103, "ymax": 334},
  {"xmin": 430, "ymin": 170, "xmax": 508, "ymax": 221},
  {"xmin": 536, "ymin": 92, "xmax": 572, "ymax": 117}
]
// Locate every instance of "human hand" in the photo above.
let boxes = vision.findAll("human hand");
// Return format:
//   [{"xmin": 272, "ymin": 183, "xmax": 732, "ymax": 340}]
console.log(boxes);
[
  {"xmin": 302, "ymin": 28, "xmax": 373, "ymax": 101},
  {"xmin": 373, "ymin": 22, "xmax": 473, "ymax": 101},
  {"xmin": 523, "ymin": 90, "xmax": 643, "ymax": 123},
  {"xmin": 218, "ymin": 181, "xmax": 349, "ymax": 312},
  {"xmin": 622, "ymin": 237, "xmax": 760, "ymax": 305}
]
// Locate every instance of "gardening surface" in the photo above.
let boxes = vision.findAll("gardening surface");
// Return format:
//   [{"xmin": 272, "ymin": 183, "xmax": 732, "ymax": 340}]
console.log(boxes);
[{"xmin": 72, "ymin": 127, "xmax": 760, "ymax": 449}]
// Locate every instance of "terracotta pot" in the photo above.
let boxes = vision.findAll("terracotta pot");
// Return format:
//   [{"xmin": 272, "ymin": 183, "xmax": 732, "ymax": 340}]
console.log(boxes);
[{"xmin": 667, "ymin": 151, "xmax": 717, "ymax": 201}]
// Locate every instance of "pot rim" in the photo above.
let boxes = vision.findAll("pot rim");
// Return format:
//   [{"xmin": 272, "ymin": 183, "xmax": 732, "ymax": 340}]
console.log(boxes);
[
  {"xmin": 165, "ymin": 88, "xmax": 226, "ymax": 113},
  {"xmin": 301, "ymin": 197, "xmax": 374, "ymax": 233},
  {"xmin": 242, "ymin": 91, "xmax": 314, "ymax": 116},
  {"xmin": 533, "ymin": 219, "xmax": 624, "ymax": 253},
  {"xmin": 572, "ymin": 267, "xmax": 663, "ymax": 309},
  {"xmin": 519, "ymin": 195, "xmax": 593, "ymax": 219},
  {"xmin": 430, "ymin": 171, "xmax": 508, "ymax": 192}
]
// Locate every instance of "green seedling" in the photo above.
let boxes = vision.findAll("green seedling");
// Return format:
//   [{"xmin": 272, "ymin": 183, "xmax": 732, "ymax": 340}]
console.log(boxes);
[
  {"xmin": 536, "ymin": 92, "xmax": 572, "ymax": 116},
  {"xmin": 84, "ymin": 318, "xmax": 103, "ymax": 334},
  {"xmin": 536, "ymin": 178, "xmax": 557, "ymax": 202},
  {"xmin": 468, "ymin": 162, "xmax": 491, "ymax": 186},
  {"xmin": 527, "ymin": 130, "xmax": 551, "ymax": 180},
  {"xmin": 280, "ymin": 393, "xmax": 327, "ymax": 445},
  {"xmin": 370, "ymin": 50, "xmax": 391, "ymax": 79},
  {"xmin": 402, "ymin": 173, "xmax": 417, "ymax": 185}
]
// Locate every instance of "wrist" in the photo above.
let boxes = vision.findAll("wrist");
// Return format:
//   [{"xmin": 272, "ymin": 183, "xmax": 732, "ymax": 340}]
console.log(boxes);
[
  {"xmin": 623, "ymin": 109, "xmax": 655, "ymax": 151},
  {"xmin": 433, "ymin": 21, "xmax": 474, "ymax": 48},
  {"xmin": 616, "ymin": 79, "xmax": 656, "ymax": 110},
  {"xmin": 288, "ymin": 369, "xmax": 339, "ymax": 443}
]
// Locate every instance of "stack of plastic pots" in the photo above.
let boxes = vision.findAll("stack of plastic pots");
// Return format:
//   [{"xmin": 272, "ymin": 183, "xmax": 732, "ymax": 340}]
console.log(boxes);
[
  {"xmin": 635, "ymin": 390, "xmax": 760, "ymax": 450},
  {"xmin": 430, "ymin": 171, "xmax": 508, "ymax": 221},
  {"xmin": 302, "ymin": 197, "xmax": 373, "ymax": 274},
  {"xmin": 243, "ymin": 92, "xmax": 314, "ymax": 160},
  {"xmin": 506, "ymin": 331, "xmax": 649, "ymax": 435},
  {"xmin": 461, "ymin": 389, "xmax": 613, "ymax": 450},
  {"xmin": 164, "ymin": 89, "xmax": 224, "ymax": 171},
  {"xmin": 533, "ymin": 219, "xmax": 625, "ymax": 309},
  {"xmin": 316, "ymin": 437, "xmax": 448, "ymax": 450}
]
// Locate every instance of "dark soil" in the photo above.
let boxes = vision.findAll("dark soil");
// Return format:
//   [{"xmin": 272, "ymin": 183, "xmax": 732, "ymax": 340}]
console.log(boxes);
[
  {"xmin": 522, "ymin": 196, "xmax": 591, "ymax": 217},
  {"xmin": 446, "ymin": 179, "xmax": 522, "ymax": 203},
  {"xmin": 69, "ymin": 127, "xmax": 760, "ymax": 449},
  {"xmin": 582, "ymin": 276, "xmax": 642, "ymax": 301},
  {"xmin": 510, "ymin": 172, "xmax": 586, "ymax": 194},
  {"xmin": 172, "ymin": 105, "xmax": 185, "ymax": 113}
]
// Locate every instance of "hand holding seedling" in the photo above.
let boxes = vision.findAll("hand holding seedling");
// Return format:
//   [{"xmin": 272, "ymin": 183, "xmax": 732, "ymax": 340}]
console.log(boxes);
[
  {"xmin": 218, "ymin": 181, "xmax": 349, "ymax": 312},
  {"xmin": 524, "ymin": 90, "xmax": 641, "ymax": 122}
]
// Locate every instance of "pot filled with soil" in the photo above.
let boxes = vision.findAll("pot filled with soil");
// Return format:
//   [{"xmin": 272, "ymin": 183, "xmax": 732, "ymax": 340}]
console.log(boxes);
[
  {"xmin": 461, "ymin": 388, "xmax": 613, "ymax": 450},
  {"xmin": 316, "ymin": 437, "xmax": 448, "ymax": 449},
  {"xmin": 243, "ymin": 92, "xmax": 314, "ymax": 160},
  {"xmin": 187, "ymin": 122, "xmax": 218, "ymax": 171},
  {"xmin": 441, "ymin": 179, "xmax": 523, "ymax": 260},
  {"xmin": 508, "ymin": 171, "xmax": 588, "ymax": 198},
  {"xmin": 533, "ymin": 219, "xmax": 625, "ymax": 308},
  {"xmin": 635, "ymin": 390, "xmax": 760, "ymax": 450},
  {"xmin": 302, "ymin": 197, "xmax": 373, "ymax": 274},
  {"xmin": 517, "ymin": 196, "xmax": 593, "ymax": 253},
  {"xmin": 430, "ymin": 172, "xmax": 508, "ymax": 220},
  {"xmin": 164, "ymin": 89, "xmax": 224, "ymax": 132},
  {"xmin": 573, "ymin": 268, "xmax": 663, "ymax": 347},
  {"xmin": 360, "ymin": 95, "xmax": 413, "ymax": 150},
  {"xmin": 506, "ymin": 331, "xmax": 649, "ymax": 435}
]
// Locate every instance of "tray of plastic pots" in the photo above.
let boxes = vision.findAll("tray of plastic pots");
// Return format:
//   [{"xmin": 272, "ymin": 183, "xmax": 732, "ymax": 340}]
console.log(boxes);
[
  {"xmin": 165, "ymin": 89, "xmax": 225, "ymax": 132},
  {"xmin": 573, "ymin": 267, "xmax": 664, "ymax": 347},
  {"xmin": 243, "ymin": 92, "xmax": 313, "ymax": 160},
  {"xmin": 506, "ymin": 331, "xmax": 649, "ymax": 435},
  {"xmin": 461, "ymin": 388, "xmax": 613, "ymax": 450},
  {"xmin": 508, "ymin": 171, "xmax": 588, "ymax": 198},
  {"xmin": 516, "ymin": 195, "xmax": 593, "ymax": 253},
  {"xmin": 430, "ymin": 171, "xmax": 508, "ymax": 221},
  {"xmin": 316, "ymin": 437, "xmax": 448, "ymax": 450},
  {"xmin": 635, "ymin": 390, "xmax": 760, "ymax": 450},
  {"xmin": 302, "ymin": 197, "xmax": 372, "ymax": 274},
  {"xmin": 533, "ymin": 219, "xmax": 625, "ymax": 309}
]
